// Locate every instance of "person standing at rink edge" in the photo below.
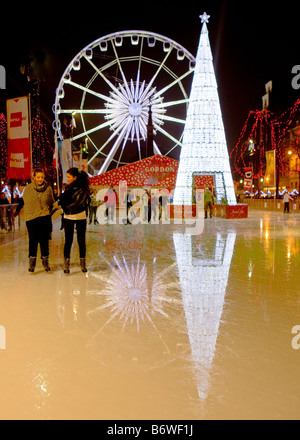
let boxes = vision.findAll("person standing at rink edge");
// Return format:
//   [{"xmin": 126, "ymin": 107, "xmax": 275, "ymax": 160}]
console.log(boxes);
[
  {"xmin": 204, "ymin": 187, "xmax": 214, "ymax": 219},
  {"xmin": 16, "ymin": 168, "xmax": 55, "ymax": 273},
  {"xmin": 283, "ymin": 191, "xmax": 293, "ymax": 213},
  {"xmin": 59, "ymin": 168, "xmax": 90, "ymax": 274}
]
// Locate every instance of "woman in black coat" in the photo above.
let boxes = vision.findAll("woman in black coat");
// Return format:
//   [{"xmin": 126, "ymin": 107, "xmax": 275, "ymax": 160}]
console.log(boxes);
[{"xmin": 59, "ymin": 168, "xmax": 90, "ymax": 274}]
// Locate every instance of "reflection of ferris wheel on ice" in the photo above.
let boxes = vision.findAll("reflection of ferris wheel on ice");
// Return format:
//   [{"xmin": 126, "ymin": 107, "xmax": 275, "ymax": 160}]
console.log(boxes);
[{"xmin": 53, "ymin": 30, "xmax": 196, "ymax": 174}]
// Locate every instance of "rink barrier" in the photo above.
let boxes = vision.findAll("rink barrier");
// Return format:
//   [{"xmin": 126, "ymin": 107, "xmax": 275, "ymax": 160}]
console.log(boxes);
[
  {"xmin": 244, "ymin": 198, "xmax": 300, "ymax": 213},
  {"xmin": 213, "ymin": 204, "xmax": 248, "ymax": 219}
]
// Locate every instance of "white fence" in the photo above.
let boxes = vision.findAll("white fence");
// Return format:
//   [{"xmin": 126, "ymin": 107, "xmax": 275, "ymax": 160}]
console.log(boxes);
[{"xmin": 245, "ymin": 198, "xmax": 300, "ymax": 213}]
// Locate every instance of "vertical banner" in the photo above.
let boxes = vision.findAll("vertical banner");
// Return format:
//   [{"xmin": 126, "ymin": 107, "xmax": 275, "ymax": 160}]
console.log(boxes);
[
  {"xmin": 6, "ymin": 96, "xmax": 31, "ymax": 179},
  {"xmin": 72, "ymin": 152, "xmax": 88, "ymax": 173},
  {"xmin": 58, "ymin": 138, "xmax": 73, "ymax": 183},
  {"xmin": 244, "ymin": 167, "xmax": 253, "ymax": 191},
  {"xmin": 265, "ymin": 150, "xmax": 276, "ymax": 187}
]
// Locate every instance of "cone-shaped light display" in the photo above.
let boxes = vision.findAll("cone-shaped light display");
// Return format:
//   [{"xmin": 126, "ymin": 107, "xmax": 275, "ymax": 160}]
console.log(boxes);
[{"xmin": 174, "ymin": 13, "xmax": 236, "ymax": 205}]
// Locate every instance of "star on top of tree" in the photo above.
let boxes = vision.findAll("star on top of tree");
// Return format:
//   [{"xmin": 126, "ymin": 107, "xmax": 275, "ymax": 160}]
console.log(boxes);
[{"xmin": 200, "ymin": 12, "xmax": 210, "ymax": 23}]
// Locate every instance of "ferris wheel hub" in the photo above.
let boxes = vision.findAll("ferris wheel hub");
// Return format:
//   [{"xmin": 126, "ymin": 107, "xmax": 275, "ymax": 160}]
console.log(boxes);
[{"xmin": 129, "ymin": 102, "xmax": 142, "ymax": 117}]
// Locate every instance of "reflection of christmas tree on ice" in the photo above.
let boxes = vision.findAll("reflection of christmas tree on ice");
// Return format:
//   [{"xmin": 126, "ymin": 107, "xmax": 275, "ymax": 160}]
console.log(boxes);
[
  {"xmin": 174, "ymin": 13, "xmax": 236, "ymax": 205},
  {"xmin": 173, "ymin": 231, "xmax": 236, "ymax": 400}
]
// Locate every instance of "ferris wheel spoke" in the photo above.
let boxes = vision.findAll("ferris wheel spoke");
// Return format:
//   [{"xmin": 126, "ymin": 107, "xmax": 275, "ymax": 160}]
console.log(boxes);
[
  {"xmin": 159, "ymin": 115, "xmax": 186, "ymax": 125},
  {"xmin": 107, "ymin": 113, "xmax": 130, "ymax": 132},
  {"xmin": 153, "ymin": 141, "xmax": 162, "ymax": 155},
  {"xmin": 99, "ymin": 119, "xmax": 132, "ymax": 174},
  {"xmin": 138, "ymin": 117, "xmax": 147, "ymax": 140},
  {"xmin": 116, "ymin": 81, "xmax": 134, "ymax": 106},
  {"xmin": 161, "ymin": 142, "xmax": 180, "ymax": 156},
  {"xmin": 155, "ymin": 98, "xmax": 189, "ymax": 108},
  {"xmin": 135, "ymin": 70, "xmax": 141, "ymax": 101},
  {"xmin": 108, "ymin": 90, "xmax": 131, "ymax": 107},
  {"xmin": 137, "ymin": 79, "xmax": 146, "ymax": 100},
  {"xmin": 111, "ymin": 40, "xmax": 134, "ymax": 103},
  {"xmin": 72, "ymin": 120, "xmax": 113, "ymax": 141},
  {"xmin": 153, "ymin": 69, "xmax": 193, "ymax": 99},
  {"xmin": 155, "ymin": 124, "xmax": 183, "ymax": 148},
  {"xmin": 116, "ymin": 120, "xmax": 133, "ymax": 167},
  {"xmin": 85, "ymin": 56, "xmax": 131, "ymax": 105},
  {"xmin": 130, "ymin": 79, "xmax": 135, "ymax": 100},
  {"xmin": 134, "ymin": 120, "xmax": 142, "ymax": 160},
  {"xmin": 59, "ymin": 109, "xmax": 107, "ymax": 115},
  {"xmin": 139, "ymin": 50, "xmax": 173, "ymax": 103},
  {"xmin": 88, "ymin": 118, "xmax": 129, "ymax": 165},
  {"xmin": 138, "ymin": 37, "xmax": 144, "ymax": 72},
  {"xmin": 99, "ymin": 135, "xmax": 123, "ymax": 174},
  {"xmin": 138, "ymin": 86, "xmax": 157, "ymax": 109},
  {"xmin": 67, "ymin": 80, "xmax": 114, "ymax": 104}
]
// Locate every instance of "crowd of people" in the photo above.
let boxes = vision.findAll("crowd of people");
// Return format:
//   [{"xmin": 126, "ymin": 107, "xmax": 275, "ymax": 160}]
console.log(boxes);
[
  {"xmin": 1, "ymin": 170, "xmax": 217, "ymax": 274},
  {"xmin": 0, "ymin": 192, "xmax": 21, "ymax": 233},
  {"xmin": 4, "ymin": 168, "xmax": 300, "ymax": 278},
  {"xmin": 89, "ymin": 186, "xmax": 171, "ymax": 225}
]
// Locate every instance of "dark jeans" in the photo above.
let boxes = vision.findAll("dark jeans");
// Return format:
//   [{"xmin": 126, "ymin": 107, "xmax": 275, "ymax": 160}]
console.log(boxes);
[
  {"xmin": 63, "ymin": 218, "xmax": 87, "ymax": 259},
  {"xmin": 89, "ymin": 206, "xmax": 97, "ymax": 223},
  {"xmin": 26, "ymin": 215, "xmax": 51, "ymax": 258}
]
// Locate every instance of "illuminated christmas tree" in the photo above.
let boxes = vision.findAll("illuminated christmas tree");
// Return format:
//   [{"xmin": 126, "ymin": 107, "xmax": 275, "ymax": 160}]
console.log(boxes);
[{"xmin": 174, "ymin": 13, "xmax": 236, "ymax": 205}]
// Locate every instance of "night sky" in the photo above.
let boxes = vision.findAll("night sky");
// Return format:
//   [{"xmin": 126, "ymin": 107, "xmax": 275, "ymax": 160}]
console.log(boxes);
[{"xmin": 1, "ymin": 0, "xmax": 299, "ymax": 152}]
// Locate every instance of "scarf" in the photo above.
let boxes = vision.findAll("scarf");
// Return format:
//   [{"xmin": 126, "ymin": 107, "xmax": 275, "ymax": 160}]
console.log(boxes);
[{"xmin": 33, "ymin": 181, "xmax": 49, "ymax": 193}]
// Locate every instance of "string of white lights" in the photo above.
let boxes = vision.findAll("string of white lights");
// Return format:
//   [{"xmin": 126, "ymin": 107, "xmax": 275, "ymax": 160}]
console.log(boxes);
[{"xmin": 174, "ymin": 14, "xmax": 236, "ymax": 205}]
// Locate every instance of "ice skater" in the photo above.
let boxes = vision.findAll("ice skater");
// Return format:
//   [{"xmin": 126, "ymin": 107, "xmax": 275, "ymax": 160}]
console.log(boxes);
[
  {"xmin": 89, "ymin": 188, "xmax": 99, "ymax": 224},
  {"xmin": 283, "ymin": 191, "xmax": 293, "ymax": 213},
  {"xmin": 16, "ymin": 169, "xmax": 55, "ymax": 273},
  {"xmin": 104, "ymin": 186, "xmax": 117, "ymax": 223},
  {"xmin": 204, "ymin": 187, "xmax": 214, "ymax": 218},
  {"xmin": 59, "ymin": 168, "xmax": 90, "ymax": 274}
]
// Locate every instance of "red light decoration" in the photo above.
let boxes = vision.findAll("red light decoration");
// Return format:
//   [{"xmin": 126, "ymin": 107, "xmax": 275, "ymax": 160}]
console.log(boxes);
[
  {"xmin": 0, "ymin": 113, "xmax": 7, "ymax": 178},
  {"xmin": 230, "ymin": 98, "xmax": 300, "ymax": 179},
  {"xmin": 31, "ymin": 116, "xmax": 56, "ymax": 181}
]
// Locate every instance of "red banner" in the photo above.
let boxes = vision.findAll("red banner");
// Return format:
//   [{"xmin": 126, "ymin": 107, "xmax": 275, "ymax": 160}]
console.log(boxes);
[
  {"xmin": 244, "ymin": 167, "xmax": 253, "ymax": 191},
  {"xmin": 6, "ymin": 97, "xmax": 31, "ymax": 179}
]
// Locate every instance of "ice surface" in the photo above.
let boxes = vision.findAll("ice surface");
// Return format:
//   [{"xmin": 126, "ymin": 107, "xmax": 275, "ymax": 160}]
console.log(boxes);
[{"xmin": 0, "ymin": 210, "xmax": 299, "ymax": 419}]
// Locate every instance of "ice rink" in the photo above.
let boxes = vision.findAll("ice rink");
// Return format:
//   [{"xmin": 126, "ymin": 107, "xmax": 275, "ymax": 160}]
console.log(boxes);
[{"xmin": 0, "ymin": 209, "xmax": 299, "ymax": 420}]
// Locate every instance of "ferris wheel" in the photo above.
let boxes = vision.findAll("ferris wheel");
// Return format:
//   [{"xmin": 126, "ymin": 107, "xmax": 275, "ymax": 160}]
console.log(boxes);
[{"xmin": 52, "ymin": 30, "xmax": 196, "ymax": 175}]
